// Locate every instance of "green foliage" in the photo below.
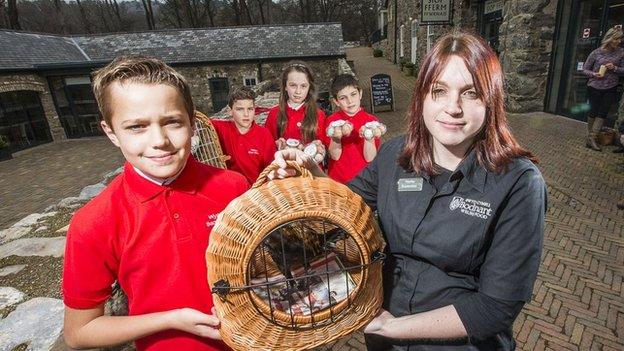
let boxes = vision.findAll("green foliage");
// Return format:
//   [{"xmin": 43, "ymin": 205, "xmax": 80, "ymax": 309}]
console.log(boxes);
[{"xmin": 373, "ymin": 49, "xmax": 383, "ymax": 57}]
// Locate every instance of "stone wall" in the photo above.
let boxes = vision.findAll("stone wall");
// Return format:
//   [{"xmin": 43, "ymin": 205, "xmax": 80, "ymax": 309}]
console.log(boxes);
[
  {"xmin": 0, "ymin": 73, "xmax": 66, "ymax": 141},
  {"xmin": 178, "ymin": 58, "xmax": 339, "ymax": 114},
  {"xmin": 498, "ymin": 0, "xmax": 557, "ymax": 112},
  {"xmin": 383, "ymin": 0, "xmax": 556, "ymax": 113}
]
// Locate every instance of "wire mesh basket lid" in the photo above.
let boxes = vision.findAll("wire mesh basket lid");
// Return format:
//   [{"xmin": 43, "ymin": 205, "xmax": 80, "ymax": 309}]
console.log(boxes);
[{"xmin": 206, "ymin": 162, "xmax": 385, "ymax": 351}]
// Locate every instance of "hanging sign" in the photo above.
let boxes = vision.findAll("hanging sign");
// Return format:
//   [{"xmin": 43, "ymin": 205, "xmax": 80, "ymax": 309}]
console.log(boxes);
[
  {"xmin": 420, "ymin": 0, "xmax": 453, "ymax": 25},
  {"xmin": 582, "ymin": 28, "xmax": 591, "ymax": 39}
]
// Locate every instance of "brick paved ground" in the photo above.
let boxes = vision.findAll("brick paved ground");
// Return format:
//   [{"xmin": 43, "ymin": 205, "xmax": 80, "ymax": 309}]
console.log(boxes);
[
  {"xmin": 0, "ymin": 48, "xmax": 622, "ymax": 350},
  {"xmin": 342, "ymin": 46, "xmax": 624, "ymax": 351},
  {"xmin": 0, "ymin": 137, "xmax": 124, "ymax": 228}
]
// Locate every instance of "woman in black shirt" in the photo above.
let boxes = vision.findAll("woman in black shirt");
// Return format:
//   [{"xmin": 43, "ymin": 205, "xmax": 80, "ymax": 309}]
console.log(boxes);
[{"xmin": 272, "ymin": 32, "xmax": 546, "ymax": 350}]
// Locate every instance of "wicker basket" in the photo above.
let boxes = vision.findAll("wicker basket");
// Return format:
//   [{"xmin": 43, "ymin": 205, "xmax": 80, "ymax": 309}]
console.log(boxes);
[
  {"xmin": 192, "ymin": 111, "xmax": 230, "ymax": 169},
  {"xmin": 206, "ymin": 162, "xmax": 385, "ymax": 351}
]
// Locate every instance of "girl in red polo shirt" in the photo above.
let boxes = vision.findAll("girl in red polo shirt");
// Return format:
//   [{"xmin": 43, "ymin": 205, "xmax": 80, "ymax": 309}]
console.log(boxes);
[{"xmin": 265, "ymin": 61, "xmax": 328, "ymax": 150}]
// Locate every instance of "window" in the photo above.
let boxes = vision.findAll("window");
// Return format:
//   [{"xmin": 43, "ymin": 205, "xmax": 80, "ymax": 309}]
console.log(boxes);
[
  {"xmin": 0, "ymin": 90, "xmax": 51, "ymax": 150},
  {"xmin": 49, "ymin": 75, "xmax": 101, "ymax": 139},
  {"xmin": 244, "ymin": 76, "xmax": 258, "ymax": 87}
]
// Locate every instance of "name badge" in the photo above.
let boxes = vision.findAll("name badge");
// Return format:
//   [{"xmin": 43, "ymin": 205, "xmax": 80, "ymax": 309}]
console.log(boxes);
[{"xmin": 397, "ymin": 177, "xmax": 423, "ymax": 192}]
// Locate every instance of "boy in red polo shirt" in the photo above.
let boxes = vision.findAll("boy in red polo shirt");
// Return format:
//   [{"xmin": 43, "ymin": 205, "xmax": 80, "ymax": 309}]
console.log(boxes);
[
  {"xmin": 62, "ymin": 56, "xmax": 247, "ymax": 351},
  {"xmin": 326, "ymin": 74, "xmax": 382, "ymax": 183},
  {"xmin": 212, "ymin": 87, "xmax": 276, "ymax": 184}
]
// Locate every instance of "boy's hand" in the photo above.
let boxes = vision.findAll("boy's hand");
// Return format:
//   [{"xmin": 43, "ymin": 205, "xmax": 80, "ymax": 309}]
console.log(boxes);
[
  {"xmin": 168, "ymin": 308, "xmax": 221, "ymax": 340},
  {"xmin": 275, "ymin": 138, "xmax": 286, "ymax": 150}
]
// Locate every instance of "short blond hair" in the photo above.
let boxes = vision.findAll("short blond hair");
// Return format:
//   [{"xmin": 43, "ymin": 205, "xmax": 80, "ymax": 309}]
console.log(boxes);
[
  {"xmin": 601, "ymin": 27, "xmax": 624, "ymax": 49},
  {"xmin": 92, "ymin": 55, "xmax": 194, "ymax": 127}
]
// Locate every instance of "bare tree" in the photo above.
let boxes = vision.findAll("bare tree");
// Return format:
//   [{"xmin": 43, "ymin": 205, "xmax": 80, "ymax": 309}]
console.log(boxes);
[
  {"xmin": 74, "ymin": 0, "xmax": 92, "ymax": 33},
  {"xmin": 7, "ymin": 0, "xmax": 20, "ymax": 29},
  {"xmin": 202, "ymin": 0, "xmax": 215, "ymax": 26},
  {"xmin": 317, "ymin": 0, "xmax": 345, "ymax": 22},
  {"xmin": 251, "ymin": 0, "xmax": 268, "ymax": 24},
  {"xmin": 297, "ymin": 0, "xmax": 314, "ymax": 23},
  {"xmin": 141, "ymin": 0, "xmax": 156, "ymax": 29}
]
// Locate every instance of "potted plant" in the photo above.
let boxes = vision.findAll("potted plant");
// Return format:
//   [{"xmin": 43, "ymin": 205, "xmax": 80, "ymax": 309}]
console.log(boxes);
[
  {"xmin": 0, "ymin": 135, "xmax": 12, "ymax": 161},
  {"xmin": 373, "ymin": 49, "xmax": 383, "ymax": 57},
  {"xmin": 404, "ymin": 62, "xmax": 414, "ymax": 76}
]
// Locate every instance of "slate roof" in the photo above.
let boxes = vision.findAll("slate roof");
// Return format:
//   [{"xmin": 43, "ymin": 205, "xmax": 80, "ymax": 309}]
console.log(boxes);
[
  {"xmin": 0, "ymin": 31, "xmax": 88, "ymax": 70},
  {"xmin": 0, "ymin": 23, "xmax": 344, "ymax": 71}
]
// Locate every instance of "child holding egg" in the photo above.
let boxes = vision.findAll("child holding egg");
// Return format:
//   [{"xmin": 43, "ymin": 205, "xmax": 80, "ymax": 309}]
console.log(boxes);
[{"xmin": 325, "ymin": 74, "xmax": 385, "ymax": 183}]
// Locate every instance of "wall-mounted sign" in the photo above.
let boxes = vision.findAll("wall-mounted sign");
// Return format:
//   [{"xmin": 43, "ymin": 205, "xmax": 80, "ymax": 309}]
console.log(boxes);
[
  {"xmin": 616, "ymin": 24, "xmax": 622, "ymax": 30},
  {"xmin": 420, "ymin": 0, "xmax": 453, "ymax": 25},
  {"xmin": 484, "ymin": 0, "xmax": 503, "ymax": 14},
  {"xmin": 582, "ymin": 28, "xmax": 591, "ymax": 39}
]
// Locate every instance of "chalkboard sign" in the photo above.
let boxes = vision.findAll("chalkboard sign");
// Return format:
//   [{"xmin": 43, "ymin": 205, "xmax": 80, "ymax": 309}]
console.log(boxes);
[{"xmin": 370, "ymin": 74, "xmax": 394, "ymax": 113}]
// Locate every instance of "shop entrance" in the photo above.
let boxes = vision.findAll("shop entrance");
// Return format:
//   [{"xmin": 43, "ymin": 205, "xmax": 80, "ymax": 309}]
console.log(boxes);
[{"xmin": 548, "ymin": 0, "xmax": 624, "ymax": 121}]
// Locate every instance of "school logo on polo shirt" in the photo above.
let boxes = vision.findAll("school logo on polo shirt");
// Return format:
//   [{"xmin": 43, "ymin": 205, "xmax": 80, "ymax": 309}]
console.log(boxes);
[
  {"xmin": 449, "ymin": 196, "xmax": 492, "ymax": 220},
  {"xmin": 248, "ymin": 148, "xmax": 260, "ymax": 156}
]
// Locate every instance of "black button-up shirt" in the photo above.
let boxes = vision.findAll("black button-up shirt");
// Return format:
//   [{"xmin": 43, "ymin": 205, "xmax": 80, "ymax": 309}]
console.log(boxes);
[{"xmin": 349, "ymin": 136, "xmax": 547, "ymax": 350}]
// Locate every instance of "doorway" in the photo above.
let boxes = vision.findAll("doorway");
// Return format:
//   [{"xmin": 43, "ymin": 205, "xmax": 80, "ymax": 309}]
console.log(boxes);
[
  {"xmin": 209, "ymin": 78, "xmax": 230, "ymax": 112},
  {"xmin": 549, "ymin": 0, "xmax": 624, "ymax": 120}
]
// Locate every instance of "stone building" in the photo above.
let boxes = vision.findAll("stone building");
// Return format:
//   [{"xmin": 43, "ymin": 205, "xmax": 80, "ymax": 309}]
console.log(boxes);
[
  {"xmin": 0, "ymin": 23, "xmax": 344, "ymax": 151},
  {"xmin": 375, "ymin": 0, "xmax": 624, "ymax": 122}
]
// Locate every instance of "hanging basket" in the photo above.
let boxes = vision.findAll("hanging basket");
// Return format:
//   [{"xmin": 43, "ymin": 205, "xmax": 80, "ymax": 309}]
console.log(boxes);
[
  {"xmin": 206, "ymin": 162, "xmax": 385, "ymax": 351},
  {"xmin": 192, "ymin": 111, "xmax": 230, "ymax": 169}
]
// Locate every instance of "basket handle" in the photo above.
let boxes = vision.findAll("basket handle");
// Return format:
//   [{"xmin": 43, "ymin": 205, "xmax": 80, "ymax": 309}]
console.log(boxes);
[{"xmin": 252, "ymin": 161, "xmax": 312, "ymax": 189}]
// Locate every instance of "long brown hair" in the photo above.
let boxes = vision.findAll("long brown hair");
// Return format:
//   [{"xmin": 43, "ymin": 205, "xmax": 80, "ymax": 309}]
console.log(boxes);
[
  {"xmin": 277, "ymin": 61, "xmax": 319, "ymax": 143},
  {"xmin": 398, "ymin": 32, "xmax": 537, "ymax": 175}
]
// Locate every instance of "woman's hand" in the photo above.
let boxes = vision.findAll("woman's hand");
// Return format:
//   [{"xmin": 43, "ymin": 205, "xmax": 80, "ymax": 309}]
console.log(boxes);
[
  {"xmin": 167, "ymin": 307, "xmax": 222, "ymax": 339},
  {"xmin": 269, "ymin": 148, "xmax": 325, "ymax": 179},
  {"xmin": 363, "ymin": 309, "xmax": 395, "ymax": 336},
  {"xmin": 605, "ymin": 62, "xmax": 616, "ymax": 70}
]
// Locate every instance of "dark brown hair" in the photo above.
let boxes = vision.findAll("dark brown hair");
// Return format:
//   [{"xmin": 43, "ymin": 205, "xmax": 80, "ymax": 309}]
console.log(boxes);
[
  {"xmin": 92, "ymin": 55, "xmax": 194, "ymax": 128},
  {"xmin": 277, "ymin": 61, "xmax": 319, "ymax": 143},
  {"xmin": 398, "ymin": 32, "xmax": 537, "ymax": 175},
  {"xmin": 330, "ymin": 73, "xmax": 362, "ymax": 98},
  {"xmin": 228, "ymin": 86, "xmax": 257, "ymax": 107}
]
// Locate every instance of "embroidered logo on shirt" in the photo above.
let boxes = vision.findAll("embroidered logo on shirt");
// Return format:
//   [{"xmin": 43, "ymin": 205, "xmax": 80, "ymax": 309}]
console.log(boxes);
[
  {"xmin": 449, "ymin": 196, "xmax": 492, "ymax": 220},
  {"xmin": 248, "ymin": 148, "xmax": 260, "ymax": 155},
  {"xmin": 206, "ymin": 213, "xmax": 219, "ymax": 228}
]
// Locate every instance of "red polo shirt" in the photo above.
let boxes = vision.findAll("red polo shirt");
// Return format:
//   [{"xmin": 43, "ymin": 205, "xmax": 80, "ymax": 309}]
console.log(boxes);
[
  {"xmin": 62, "ymin": 156, "xmax": 248, "ymax": 351},
  {"xmin": 212, "ymin": 120, "xmax": 276, "ymax": 184},
  {"xmin": 326, "ymin": 109, "xmax": 381, "ymax": 184},
  {"xmin": 265, "ymin": 104, "xmax": 328, "ymax": 145}
]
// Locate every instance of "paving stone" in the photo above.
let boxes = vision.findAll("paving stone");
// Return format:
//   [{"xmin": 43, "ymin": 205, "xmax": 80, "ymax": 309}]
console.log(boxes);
[
  {"xmin": 0, "ymin": 226, "xmax": 30, "ymax": 245},
  {"xmin": 0, "ymin": 138, "xmax": 125, "ymax": 229},
  {"xmin": 0, "ymin": 265, "xmax": 26, "ymax": 277},
  {"xmin": 0, "ymin": 287, "xmax": 25, "ymax": 310},
  {"xmin": 78, "ymin": 182, "xmax": 106, "ymax": 200},
  {"xmin": 0, "ymin": 237, "xmax": 66, "ymax": 260},
  {"xmin": 0, "ymin": 297, "xmax": 64, "ymax": 351}
]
